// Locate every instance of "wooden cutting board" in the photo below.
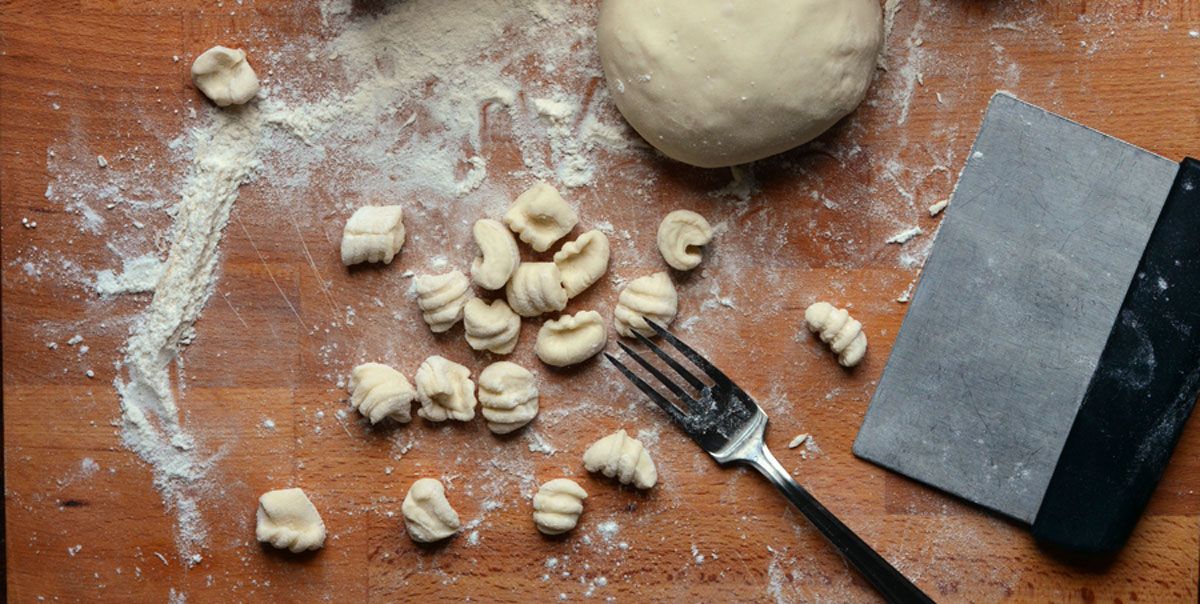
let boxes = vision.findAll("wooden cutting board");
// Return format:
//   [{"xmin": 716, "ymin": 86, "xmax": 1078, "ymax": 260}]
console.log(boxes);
[{"xmin": 2, "ymin": 1, "xmax": 1197, "ymax": 602}]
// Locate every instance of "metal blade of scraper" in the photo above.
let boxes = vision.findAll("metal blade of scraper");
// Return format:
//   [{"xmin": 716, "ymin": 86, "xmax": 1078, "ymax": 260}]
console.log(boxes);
[{"xmin": 853, "ymin": 93, "xmax": 1182, "ymax": 527}]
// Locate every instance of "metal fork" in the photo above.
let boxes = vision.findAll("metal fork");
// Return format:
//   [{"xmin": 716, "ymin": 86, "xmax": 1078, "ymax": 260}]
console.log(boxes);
[{"xmin": 606, "ymin": 321, "xmax": 933, "ymax": 604}]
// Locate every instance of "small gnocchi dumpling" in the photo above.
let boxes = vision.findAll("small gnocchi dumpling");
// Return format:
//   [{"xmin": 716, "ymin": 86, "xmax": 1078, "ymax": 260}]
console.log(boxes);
[
  {"xmin": 463, "ymin": 298, "xmax": 520, "ymax": 355},
  {"xmin": 503, "ymin": 182, "xmax": 579, "ymax": 252},
  {"xmin": 532, "ymin": 479, "xmax": 587, "ymax": 535},
  {"xmin": 255, "ymin": 487, "xmax": 326, "ymax": 552},
  {"xmin": 348, "ymin": 363, "xmax": 416, "ymax": 424},
  {"xmin": 402, "ymin": 478, "xmax": 461, "ymax": 543},
  {"xmin": 414, "ymin": 356, "xmax": 477, "ymax": 422},
  {"xmin": 614, "ymin": 272, "xmax": 678, "ymax": 338},
  {"xmin": 804, "ymin": 302, "xmax": 868, "ymax": 367},
  {"xmin": 191, "ymin": 46, "xmax": 259, "ymax": 107},
  {"xmin": 657, "ymin": 210, "xmax": 713, "ymax": 271},
  {"xmin": 470, "ymin": 219, "xmax": 520, "ymax": 290},
  {"xmin": 478, "ymin": 361, "xmax": 539, "ymax": 434},
  {"xmin": 582, "ymin": 429, "xmax": 657, "ymax": 489},
  {"xmin": 553, "ymin": 230, "xmax": 610, "ymax": 298},
  {"xmin": 341, "ymin": 205, "xmax": 406, "ymax": 266},
  {"xmin": 535, "ymin": 310, "xmax": 608, "ymax": 367},
  {"xmin": 414, "ymin": 270, "xmax": 472, "ymax": 333},
  {"xmin": 506, "ymin": 262, "xmax": 568, "ymax": 318}
]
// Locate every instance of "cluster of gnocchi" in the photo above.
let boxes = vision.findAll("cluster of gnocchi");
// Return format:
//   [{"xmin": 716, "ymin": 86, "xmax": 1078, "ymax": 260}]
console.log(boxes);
[
  {"xmin": 401, "ymin": 182, "xmax": 613, "ymax": 367},
  {"xmin": 317, "ymin": 184, "xmax": 709, "ymax": 550},
  {"xmin": 338, "ymin": 184, "xmax": 717, "ymax": 367},
  {"xmin": 409, "ymin": 427, "xmax": 659, "ymax": 542},
  {"xmin": 347, "ymin": 358, "xmax": 538, "ymax": 435},
  {"xmin": 257, "ymin": 426, "xmax": 660, "ymax": 549}
]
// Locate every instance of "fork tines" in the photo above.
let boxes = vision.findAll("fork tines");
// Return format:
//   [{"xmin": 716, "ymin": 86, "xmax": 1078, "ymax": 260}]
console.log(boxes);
[{"xmin": 605, "ymin": 320, "xmax": 730, "ymax": 429}]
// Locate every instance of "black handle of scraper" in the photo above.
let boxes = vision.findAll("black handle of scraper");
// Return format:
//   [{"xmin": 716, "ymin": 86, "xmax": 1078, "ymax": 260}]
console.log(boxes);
[{"xmin": 1033, "ymin": 157, "xmax": 1200, "ymax": 552}]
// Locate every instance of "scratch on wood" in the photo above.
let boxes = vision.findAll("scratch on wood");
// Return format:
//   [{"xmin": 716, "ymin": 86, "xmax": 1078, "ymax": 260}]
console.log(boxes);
[
  {"xmin": 221, "ymin": 292, "xmax": 250, "ymax": 329},
  {"xmin": 235, "ymin": 215, "xmax": 309, "ymax": 332},
  {"xmin": 289, "ymin": 214, "xmax": 340, "ymax": 318}
]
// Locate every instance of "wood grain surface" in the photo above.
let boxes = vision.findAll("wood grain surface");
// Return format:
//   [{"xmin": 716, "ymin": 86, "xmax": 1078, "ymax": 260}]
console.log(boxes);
[{"xmin": 3, "ymin": 1, "xmax": 1199, "ymax": 602}]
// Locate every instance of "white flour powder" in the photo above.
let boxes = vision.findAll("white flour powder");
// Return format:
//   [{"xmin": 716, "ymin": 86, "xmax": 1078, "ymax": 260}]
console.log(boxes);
[{"xmin": 115, "ymin": 108, "xmax": 264, "ymax": 560}]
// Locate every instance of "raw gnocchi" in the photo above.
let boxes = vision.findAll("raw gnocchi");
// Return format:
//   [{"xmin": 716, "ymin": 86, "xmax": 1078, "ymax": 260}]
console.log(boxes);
[
  {"xmin": 582, "ymin": 429, "xmax": 657, "ymax": 489},
  {"xmin": 255, "ymin": 488, "xmax": 326, "ymax": 553},
  {"xmin": 657, "ymin": 210, "xmax": 713, "ymax": 271},
  {"xmin": 414, "ymin": 356, "xmax": 477, "ymax": 422},
  {"xmin": 191, "ymin": 46, "xmax": 259, "ymax": 107},
  {"xmin": 463, "ymin": 298, "xmax": 520, "ymax": 355},
  {"xmin": 340, "ymin": 205, "xmax": 406, "ymax": 266},
  {"xmin": 402, "ymin": 478, "xmax": 461, "ymax": 543},
  {"xmin": 470, "ymin": 219, "xmax": 520, "ymax": 290},
  {"xmin": 804, "ymin": 302, "xmax": 868, "ymax": 367},
  {"xmin": 477, "ymin": 361, "xmax": 539, "ymax": 434},
  {"xmin": 414, "ymin": 270, "xmax": 472, "ymax": 333},
  {"xmin": 503, "ymin": 182, "xmax": 579, "ymax": 252},
  {"xmin": 532, "ymin": 479, "xmax": 587, "ymax": 535},
  {"xmin": 535, "ymin": 310, "xmax": 607, "ymax": 367},
  {"xmin": 614, "ymin": 272, "xmax": 678, "ymax": 338},
  {"xmin": 553, "ymin": 230, "xmax": 610, "ymax": 298},
  {"xmin": 506, "ymin": 262, "xmax": 568, "ymax": 318},
  {"xmin": 348, "ymin": 363, "xmax": 415, "ymax": 424}
]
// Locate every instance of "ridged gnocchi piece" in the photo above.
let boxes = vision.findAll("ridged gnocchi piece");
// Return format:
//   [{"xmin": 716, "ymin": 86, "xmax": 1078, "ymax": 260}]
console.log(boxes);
[
  {"xmin": 553, "ymin": 230, "xmax": 611, "ymax": 298},
  {"xmin": 506, "ymin": 262, "xmax": 568, "ymax": 317},
  {"xmin": 402, "ymin": 478, "xmax": 461, "ymax": 543},
  {"xmin": 614, "ymin": 272, "xmax": 678, "ymax": 338},
  {"xmin": 463, "ymin": 298, "xmax": 520, "ymax": 355},
  {"xmin": 503, "ymin": 182, "xmax": 579, "ymax": 252},
  {"xmin": 470, "ymin": 219, "xmax": 520, "ymax": 290},
  {"xmin": 348, "ymin": 363, "xmax": 416, "ymax": 424},
  {"xmin": 341, "ymin": 205, "xmax": 406, "ymax": 266},
  {"xmin": 582, "ymin": 429, "xmax": 657, "ymax": 489},
  {"xmin": 414, "ymin": 356, "xmax": 477, "ymax": 422},
  {"xmin": 535, "ymin": 310, "xmax": 608, "ymax": 367},
  {"xmin": 804, "ymin": 302, "xmax": 868, "ymax": 367},
  {"xmin": 414, "ymin": 270, "xmax": 472, "ymax": 333},
  {"xmin": 255, "ymin": 488, "xmax": 326, "ymax": 553},
  {"xmin": 532, "ymin": 479, "xmax": 587, "ymax": 535},
  {"xmin": 657, "ymin": 210, "xmax": 713, "ymax": 271},
  {"xmin": 477, "ymin": 361, "xmax": 539, "ymax": 434}
]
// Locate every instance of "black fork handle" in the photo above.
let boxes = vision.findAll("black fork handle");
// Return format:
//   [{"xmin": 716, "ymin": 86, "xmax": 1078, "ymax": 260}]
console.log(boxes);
[{"xmin": 747, "ymin": 446, "xmax": 934, "ymax": 604}]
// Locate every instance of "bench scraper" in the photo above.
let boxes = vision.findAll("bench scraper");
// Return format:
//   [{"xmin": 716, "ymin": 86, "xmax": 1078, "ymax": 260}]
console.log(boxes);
[{"xmin": 853, "ymin": 92, "xmax": 1200, "ymax": 553}]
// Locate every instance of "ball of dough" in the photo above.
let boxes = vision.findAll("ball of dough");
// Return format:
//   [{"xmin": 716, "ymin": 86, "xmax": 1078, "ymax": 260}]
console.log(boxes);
[
  {"xmin": 191, "ymin": 46, "xmax": 260, "ymax": 107},
  {"xmin": 598, "ymin": 0, "xmax": 883, "ymax": 168}
]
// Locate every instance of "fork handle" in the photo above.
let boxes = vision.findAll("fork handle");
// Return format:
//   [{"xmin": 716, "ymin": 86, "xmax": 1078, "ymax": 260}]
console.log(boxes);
[{"xmin": 747, "ymin": 445, "xmax": 934, "ymax": 604}]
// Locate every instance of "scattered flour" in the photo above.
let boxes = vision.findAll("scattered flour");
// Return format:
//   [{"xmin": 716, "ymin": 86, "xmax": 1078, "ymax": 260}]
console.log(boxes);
[
  {"xmin": 114, "ymin": 106, "xmax": 264, "ymax": 562},
  {"xmin": 596, "ymin": 520, "xmax": 619, "ymax": 542},
  {"xmin": 80, "ymin": 457, "xmax": 100, "ymax": 476},
  {"xmin": 526, "ymin": 430, "xmax": 557, "ymax": 456},
  {"xmin": 94, "ymin": 254, "xmax": 164, "ymax": 296}
]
